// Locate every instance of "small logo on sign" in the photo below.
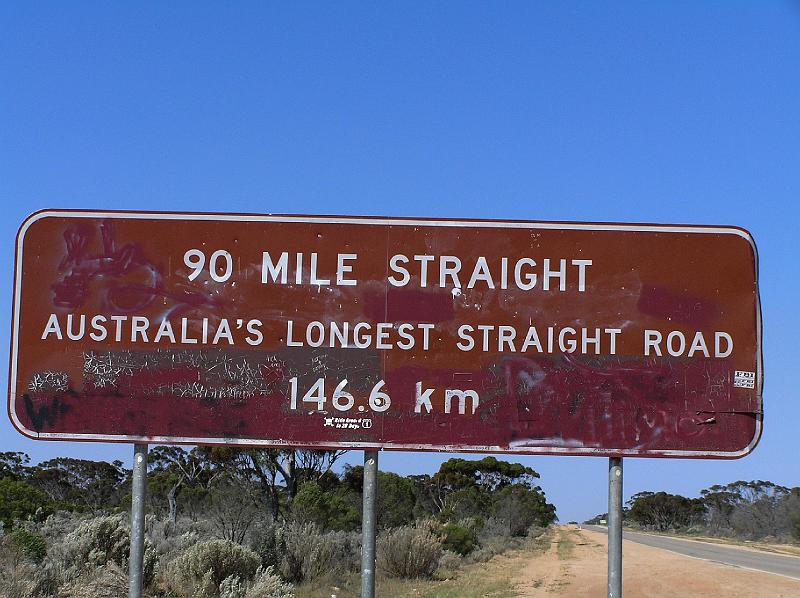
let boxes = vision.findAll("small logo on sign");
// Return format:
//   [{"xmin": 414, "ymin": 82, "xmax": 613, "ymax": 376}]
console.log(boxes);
[
  {"xmin": 322, "ymin": 416, "xmax": 372, "ymax": 430},
  {"xmin": 733, "ymin": 370, "xmax": 755, "ymax": 389}
]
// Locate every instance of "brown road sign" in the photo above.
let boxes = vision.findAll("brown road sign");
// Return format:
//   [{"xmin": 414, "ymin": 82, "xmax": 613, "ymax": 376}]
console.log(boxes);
[{"xmin": 9, "ymin": 210, "xmax": 762, "ymax": 457}]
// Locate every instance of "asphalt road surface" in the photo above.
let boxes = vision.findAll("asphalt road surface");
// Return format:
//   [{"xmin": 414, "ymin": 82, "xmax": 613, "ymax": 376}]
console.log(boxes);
[{"xmin": 585, "ymin": 526, "xmax": 800, "ymax": 580}]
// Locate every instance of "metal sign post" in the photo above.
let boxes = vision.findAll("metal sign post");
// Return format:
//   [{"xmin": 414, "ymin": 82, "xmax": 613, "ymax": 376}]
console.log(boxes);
[
  {"xmin": 361, "ymin": 450, "xmax": 379, "ymax": 598},
  {"xmin": 607, "ymin": 457, "xmax": 623, "ymax": 598},
  {"xmin": 128, "ymin": 443, "xmax": 148, "ymax": 598}
]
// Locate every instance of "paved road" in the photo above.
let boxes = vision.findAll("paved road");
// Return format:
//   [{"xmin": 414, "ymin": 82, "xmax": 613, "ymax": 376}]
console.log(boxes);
[{"xmin": 584, "ymin": 526, "xmax": 800, "ymax": 580}]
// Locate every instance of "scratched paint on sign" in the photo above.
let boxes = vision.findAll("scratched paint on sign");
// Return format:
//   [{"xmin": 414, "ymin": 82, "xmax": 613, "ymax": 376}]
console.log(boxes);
[{"xmin": 9, "ymin": 211, "xmax": 762, "ymax": 457}]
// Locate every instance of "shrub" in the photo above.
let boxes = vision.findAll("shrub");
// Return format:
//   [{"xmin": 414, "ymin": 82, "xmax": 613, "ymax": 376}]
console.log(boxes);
[
  {"xmin": 476, "ymin": 516, "xmax": 511, "ymax": 543},
  {"xmin": 55, "ymin": 514, "xmax": 158, "ymax": 585},
  {"xmin": 217, "ymin": 567, "xmax": 294, "ymax": 598},
  {"xmin": 463, "ymin": 542, "xmax": 503, "ymax": 564},
  {"xmin": 147, "ymin": 515, "xmax": 212, "ymax": 558},
  {"xmin": 377, "ymin": 526, "xmax": 442, "ymax": 579},
  {"xmin": 251, "ymin": 522, "xmax": 286, "ymax": 572},
  {"xmin": 58, "ymin": 563, "xmax": 128, "ymax": 598},
  {"xmin": 460, "ymin": 527, "xmax": 545, "ymax": 565},
  {"xmin": 436, "ymin": 550, "xmax": 462, "ymax": 577},
  {"xmin": 220, "ymin": 574, "xmax": 247, "ymax": 598},
  {"xmin": 39, "ymin": 510, "xmax": 89, "ymax": 542},
  {"xmin": 527, "ymin": 525, "xmax": 547, "ymax": 539},
  {"xmin": 166, "ymin": 539, "xmax": 260, "ymax": 596},
  {"xmin": 0, "ymin": 548, "xmax": 37, "ymax": 598},
  {"xmin": 245, "ymin": 566, "xmax": 294, "ymax": 598},
  {"xmin": 440, "ymin": 523, "xmax": 477, "ymax": 555},
  {"xmin": 306, "ymin": 529, "xmax": 359, "ymax": 581},
  {"xmin": 74, "ymin": 515, "xmax": 131, "ymax": 566},
  {"xmin": 30, "ymin": 561, "xmax": 60, "ymax": 597},
  {"xmin": 0, "ymin": 535, "xmax": 32, "ymax": 596},
  {"xmin": 9, "ymin": 528, "xmax": 47, "ymax": 562},
  {"xmin": 251, "ymin": 522, "xmax": 359, "ymax": 583}
]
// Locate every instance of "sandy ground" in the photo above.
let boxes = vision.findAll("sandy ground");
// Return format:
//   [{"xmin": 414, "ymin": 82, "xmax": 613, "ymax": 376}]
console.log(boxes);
[{"xmin": 513, "ymin": 526, "xmax": 800, "ymax": 597}]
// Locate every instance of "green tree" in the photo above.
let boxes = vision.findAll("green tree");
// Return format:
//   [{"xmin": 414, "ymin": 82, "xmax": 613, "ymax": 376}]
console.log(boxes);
[
  {"xmin": 700, "ymin": 485, "xmax": 739, "ymax": 533},
  {"xmin": 206, "ymin": 475, "xmax": 262, "ymax": 543},
  {"xmin": 0, "ymin": 477, "xmax": 51, "ymax": 528},
  {"xmin": 28, "ymin": 457, "xmax": 128, "ymax": 510},
  {"xmin": 627, "ymin": 491, "xmax": 704, "ymax": 531},
  {"xmin": 148, "ymin": 446, "xmax": 216, "ymax": 522},
  {"xmin": 417, "ymin": 457, "xmax": 555, "ymax": 526},
  {"xmin": 342, "ymin": 466, "xmax": 417, "ymax": 529},
  {"xmin": 701, "ymin": 480, "xmax": 791, "ymax": 538},
  {"xmin": 0, "ymin": 451, "xmax": 30, "ymax": 480},
  {"xmin": 202, "ymin": 447, "xmax": 346, "ymax": 520},
  {"xmin": 291, "ymin": 481, "xmax": 359, "ymax": 531},
  {"xmin": 492, "ymin": 484, "xmax": 557, "ymax": 535}
]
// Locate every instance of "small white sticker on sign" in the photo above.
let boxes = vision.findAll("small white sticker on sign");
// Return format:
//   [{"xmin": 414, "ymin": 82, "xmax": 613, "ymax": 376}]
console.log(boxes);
[
  {"xmin": 322, "ymin": 416, "xmax": 373, "ymax": 430},
  {"xmin": 733, "ymin": 370, "xmax": 755, "ymax": 389}
]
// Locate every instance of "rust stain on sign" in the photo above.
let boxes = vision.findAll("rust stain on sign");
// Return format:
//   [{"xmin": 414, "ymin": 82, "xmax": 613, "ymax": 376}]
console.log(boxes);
[{"xmin": 8, "ymin": 210, "xmax": 762, "ymax": 458}]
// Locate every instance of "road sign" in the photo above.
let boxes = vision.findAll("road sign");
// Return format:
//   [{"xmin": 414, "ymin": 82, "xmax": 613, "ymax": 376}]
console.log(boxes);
[{"xmin": 9, "ymin": 210, "xmax": 762, "ymax": 457}]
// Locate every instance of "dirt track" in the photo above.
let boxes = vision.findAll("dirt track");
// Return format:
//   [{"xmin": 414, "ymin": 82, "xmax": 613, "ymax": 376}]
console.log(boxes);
[{"xmin": 513, "ymin": 526, "xmax": 800, "ymax": 597}]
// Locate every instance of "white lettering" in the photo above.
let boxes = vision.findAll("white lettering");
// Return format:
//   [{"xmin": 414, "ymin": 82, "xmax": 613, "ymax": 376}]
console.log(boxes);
[
  {"xmin": 41, "ymin": 314, "xmax": 62, "ymax": 340},
  {"xmin": 644, "ymin": 330, "xmax": 662, "ymax": 356},
  {"xmin": 715, "ymin": 332, "xmax": 733, "ymax": 358},
  {"xmin": 388, "ymin": 254, "xmax": 410, "ymax": 287},
  {"xmin": 337, "ymin": 254, "xmax": 357, "ymax": 286},
  {"xmin": 262, "ymin": 252, "xmax": 289, "ymax": 284},
  {"xmin": 415, "ymin": 382, "xmax": 434, "ymax": 413},
  {"xmin": 444, "ymin": 389, "xmax": 480, "ymax": 415}
]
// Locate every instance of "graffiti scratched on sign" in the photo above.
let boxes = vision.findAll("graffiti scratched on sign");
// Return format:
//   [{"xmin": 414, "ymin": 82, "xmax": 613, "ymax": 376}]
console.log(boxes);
[{"xmin": 8, "ymin": 210, "xmax": 762, "ymax": 458}]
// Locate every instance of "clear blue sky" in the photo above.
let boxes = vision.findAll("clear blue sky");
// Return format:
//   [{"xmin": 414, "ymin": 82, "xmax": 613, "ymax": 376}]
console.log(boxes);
[{"xmin": 1, "ymin": 2, "xmax": 798, "ymax": 523}]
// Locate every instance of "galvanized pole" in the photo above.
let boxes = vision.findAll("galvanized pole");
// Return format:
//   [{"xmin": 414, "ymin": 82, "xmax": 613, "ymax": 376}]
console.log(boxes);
[
  {"xmin": 361, "ymin": 449, "xmax": 379, "ymax": 598},
  {"xmin": 129, "ymin": 443, "xmax": 148, "ymax": 598},
  {"xmin": 607, "ymin": 457, "xmax": 623, "ymax": 598}
]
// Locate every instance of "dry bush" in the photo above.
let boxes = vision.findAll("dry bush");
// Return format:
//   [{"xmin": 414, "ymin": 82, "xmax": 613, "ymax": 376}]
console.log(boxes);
[
  {"xmin": 49, "ymin": 513, "xmax": 158, "ymax": 585},
  {"xmin": 476, "ymin": 516, "xmax": 512, "ymax": 542},
  {"xmin": 461, "ymin": 541, "xmax": 503, "ymax": 564},
  {"xmin": 161, "ymin": 538, "xmax": 260, "ymax": 597},
  {"xmin": 29, "ymin": 561, "xmax": 60, "ymax": 597},
  {"xmin": 0, "ymin": 535, "xmax": 38, "ymax": 598},
  {"xmin": 69, "ymin": 514, "xmax": 128, "ymax": 565},
  {"xmin": 58, "ymin": 563, "xmax": 128, "ymax": 598},
  {"xmin": 218, "ymin": 566, "xmax": 294, "ymax": 598},
  {"xmin": 147, "ymin": 515, "xmax": 214, "ymax": 559},
  {"xmin": 250, "ymin": 523, "xmax": 292, "ymax": 582},
  {"xmin": 245, "ymin": 566, "xmax": 294, "ymax": 598},
  {"xmin": 289, "ymin": 527, "xmax": 360, "ymax": 582},
  {"xmin": 251, "ymin": 522, "xmax": 359, "ymax": 583},
  {"xmin": 436, "ymin": 550, "xmax": 463, "ymax": 577},
  {"xmin": 0, "ymin": 529, "xmax": 60, "ymax": 597},
  {"xmin": 38, "ymin": 511, "xmax": 90, "ymax": 543},
  {"xmin": 527, "ymin": 525, "xmax": 547, "ymax": 540},
  {"xmin": 219, "ymin": 574, "xmax": 247, "ymax": 598},
  {"xmin": 377, "ymin": 526, "xmax": 442, "ymax": 579},
  {"xmin": 1, "ymin": 515, "xmax": 156, "ymax": 598},
  {"xmin": 462, "ymin": 534, "xmax": 536, "ymax": 565}
]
